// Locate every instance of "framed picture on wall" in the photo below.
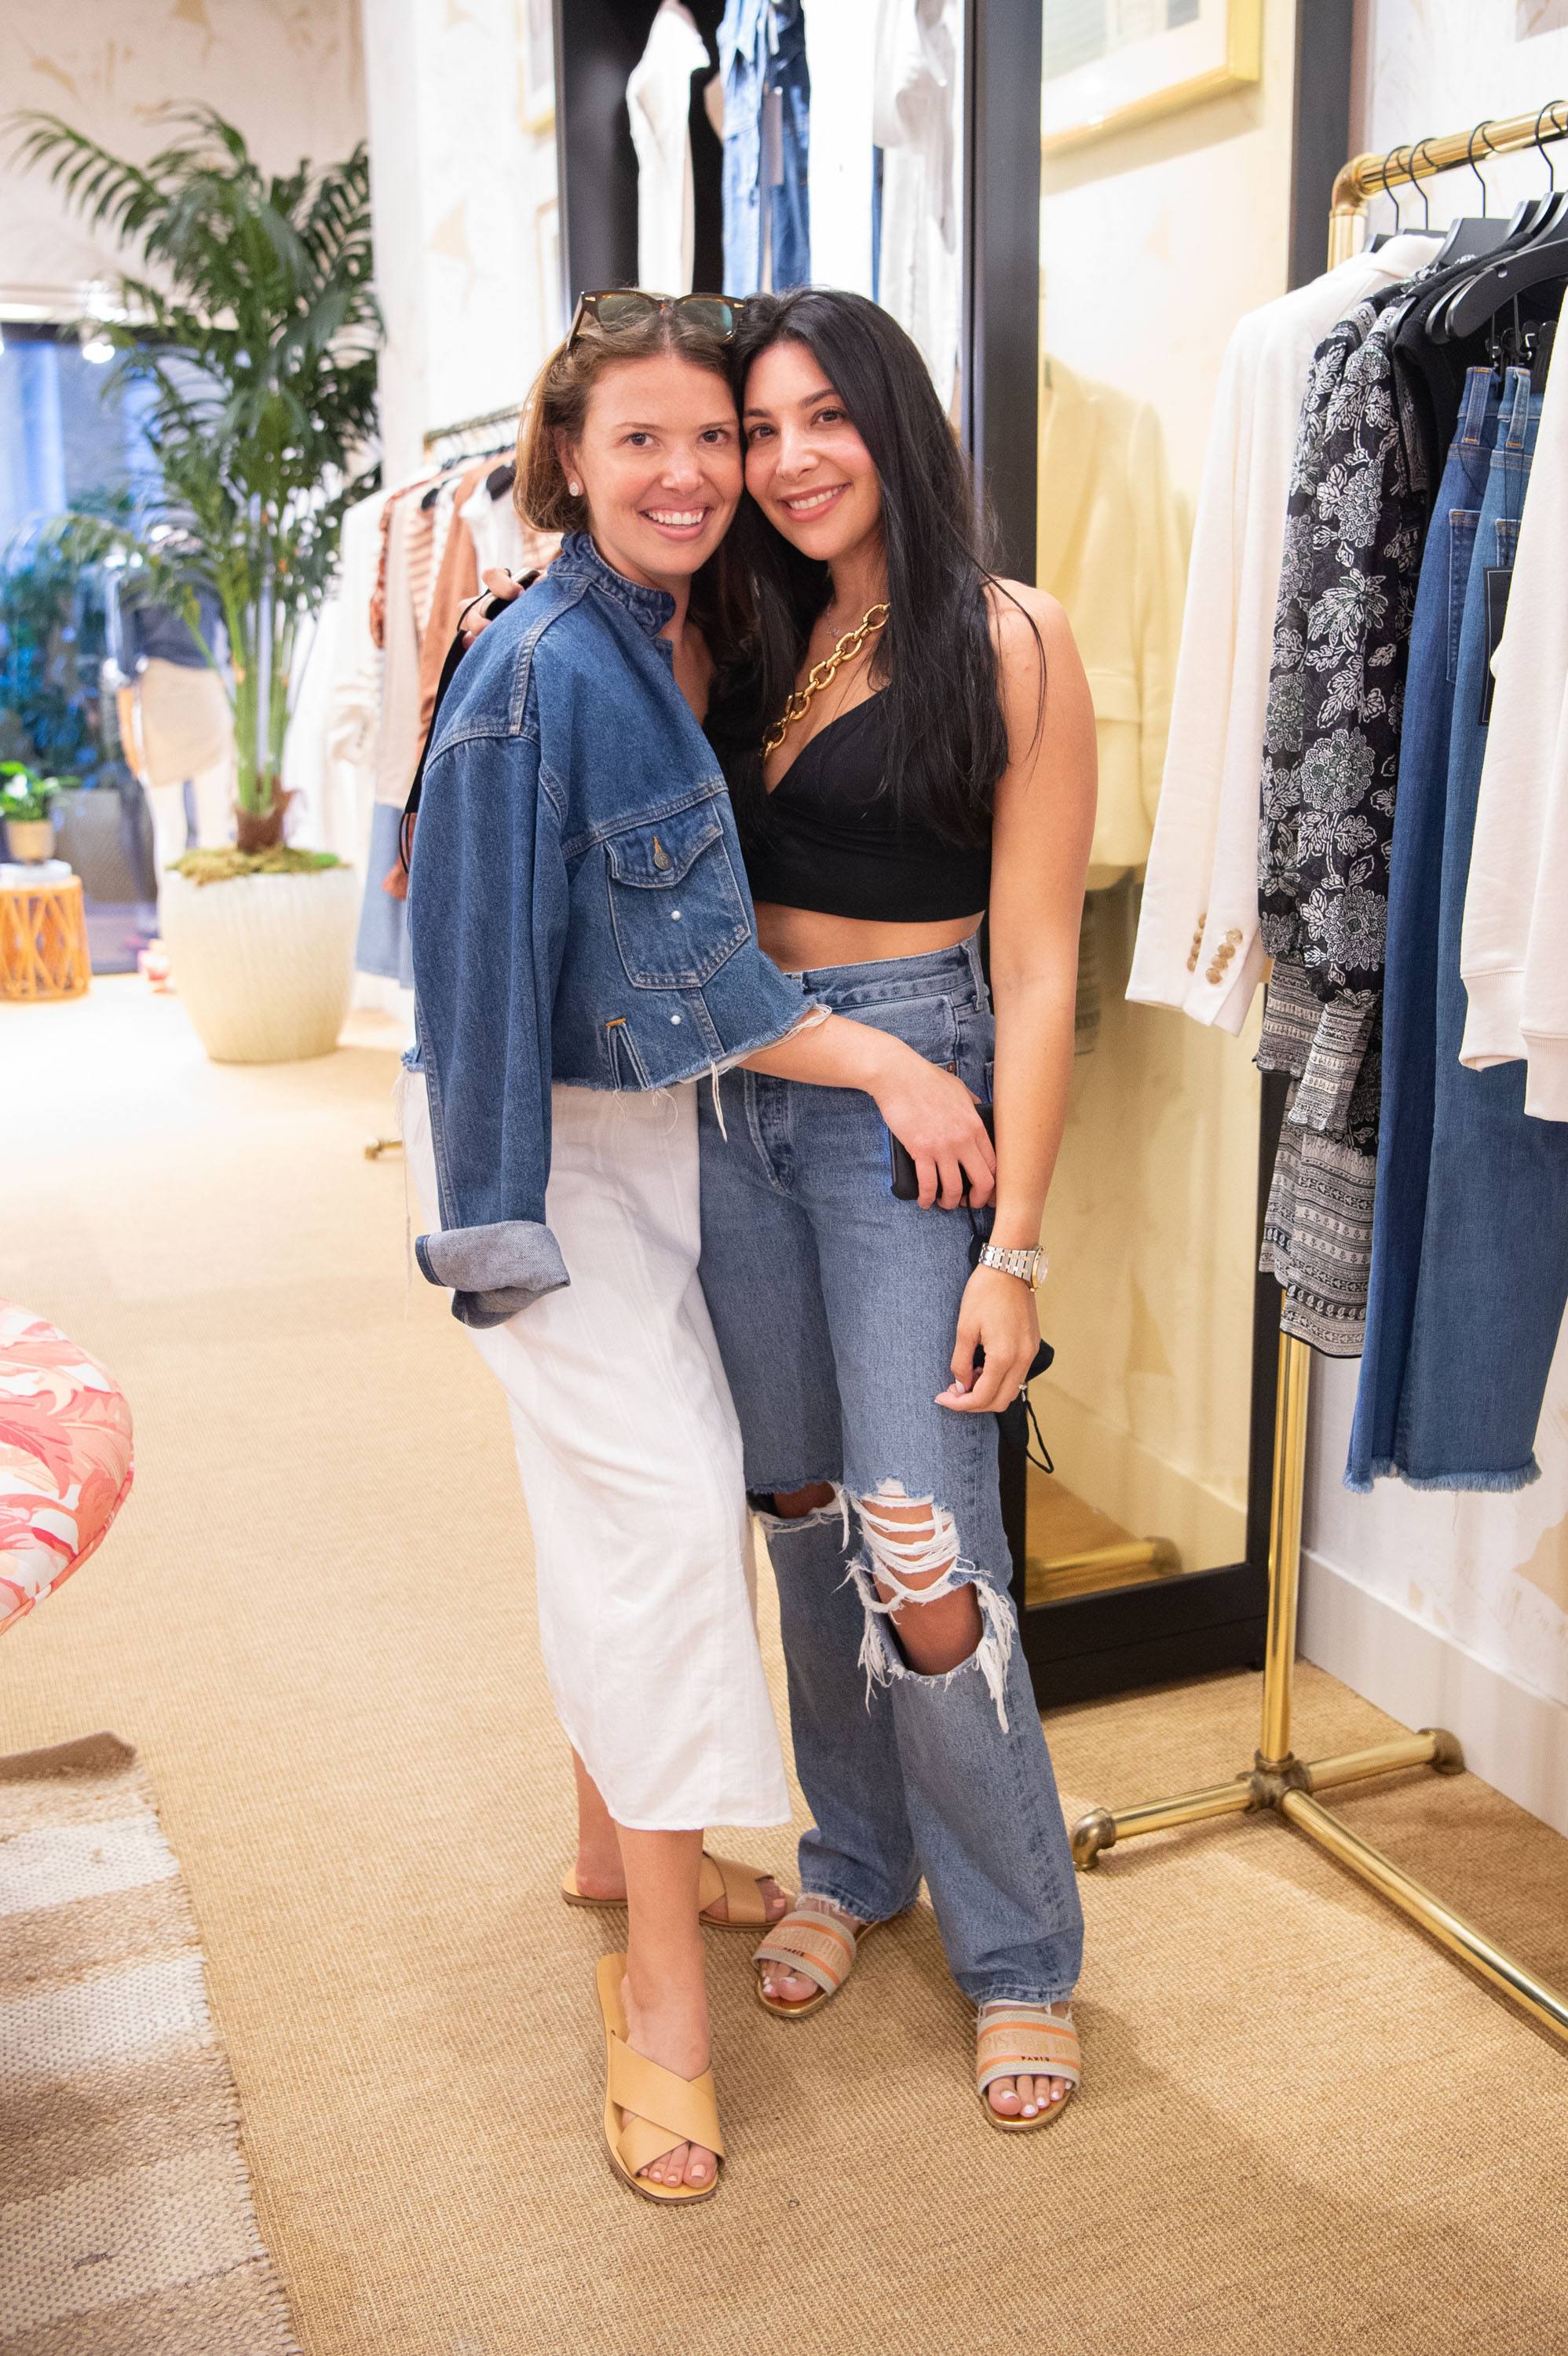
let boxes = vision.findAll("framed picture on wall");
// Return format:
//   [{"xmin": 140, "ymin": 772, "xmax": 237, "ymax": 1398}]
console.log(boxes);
[
  {"xmin": 1041, "ymin": 0, "xmax": 1261, "ymax": 153},
  {"xmin": 519, "ymin": 0, "xmax": 555, "ymax": 132}
]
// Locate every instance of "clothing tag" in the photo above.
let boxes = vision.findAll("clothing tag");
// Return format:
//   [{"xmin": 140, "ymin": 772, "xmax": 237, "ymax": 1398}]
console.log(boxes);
[
  {"xmin": 762, "ymin": 85, "xmax": 784, "ymax": 187},
  {"xmin": 1480, "ymin": 567, "xmax": 1513, "ymax": 725},
  {"xmin": 1532, "ymin": 316, "xmax": 1557, "ymax": 397}
]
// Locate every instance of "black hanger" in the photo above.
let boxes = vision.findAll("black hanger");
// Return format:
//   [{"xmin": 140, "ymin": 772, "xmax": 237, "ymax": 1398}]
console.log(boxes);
[
  {"xmin": 1367, "ymin": 145, "xmax": 1405, "ymax": 251},
  {"xmin": 1440, "ymin": 225, "xmax": 1568, "ymax": 343},
  {"xmin": 1513, "ymin": 104, "xmax": 1568, "ymax": 244},
  {"xmin": 1430, "ymin": 112, "xmax": 1568, "ymax": 345},
  {"xmin": 1431, "ymin": 120, "xmax": 1514, "ymax": 268},
  {"xmin": 1398, "ymin": 137, "xmax": 1446, "ymax": 251}
]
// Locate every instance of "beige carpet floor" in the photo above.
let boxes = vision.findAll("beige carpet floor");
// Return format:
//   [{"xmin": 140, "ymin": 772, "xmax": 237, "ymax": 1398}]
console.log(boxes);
[{"xmin": 3, "ymin": 977, "xmax": 1568, "ymax": 2356}]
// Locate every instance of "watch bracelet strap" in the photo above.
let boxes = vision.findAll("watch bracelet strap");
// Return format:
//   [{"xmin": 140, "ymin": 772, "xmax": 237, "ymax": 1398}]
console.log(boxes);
[{"xmin": 979, "ymin": 1242, "xmax": 1046, "ymax": 1286}]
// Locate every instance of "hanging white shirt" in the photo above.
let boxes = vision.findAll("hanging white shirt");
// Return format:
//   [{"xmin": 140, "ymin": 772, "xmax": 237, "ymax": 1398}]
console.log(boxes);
[
  {"xmin": 1127, "ymin": 235, "xmax": 1442, "ymax": 1033},
  {"xmin": 805, "ymin": 0, "xmax": 878, "ymax": 298},
  {"xmin": 872, "ymin": 0, "xmax": 960, "ymax": 407},
  {"xmin": 1460, "ymin": 324, "xmax": 1568, "ymax": 1115},
  {"xmin": 627, "ymin": 0, "xmax": 712, "ymax": 296}
]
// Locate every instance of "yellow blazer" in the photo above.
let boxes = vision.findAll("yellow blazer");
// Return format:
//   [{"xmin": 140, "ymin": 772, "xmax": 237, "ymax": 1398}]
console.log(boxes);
[{"xmin": 1036, "ymin": 355, "xmax": 1187, "ymax": 888}]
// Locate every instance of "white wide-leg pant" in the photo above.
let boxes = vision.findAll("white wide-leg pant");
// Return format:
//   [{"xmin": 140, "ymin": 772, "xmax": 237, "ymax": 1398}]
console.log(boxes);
[{"xmin": 402, "ymin": 1070, "xmax": 789, "ymax": 1831}]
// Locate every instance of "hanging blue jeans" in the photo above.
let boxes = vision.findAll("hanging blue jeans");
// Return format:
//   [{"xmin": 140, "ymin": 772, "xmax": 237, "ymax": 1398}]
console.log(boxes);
[
  {"xmin": 1351, "ymin": 364, "xmax": 1567, "ymax": 1491},
  {"xmin": 696, "ymin": 938, "xmax": 1083, "ymax": 2007},
  {"xmin": 718, "ymin": 0, "xmax": 810, "ymax": 295},
  {"xmin": 1347, "ymin": 367, "xmax": 1500, "ymax": 1487}
]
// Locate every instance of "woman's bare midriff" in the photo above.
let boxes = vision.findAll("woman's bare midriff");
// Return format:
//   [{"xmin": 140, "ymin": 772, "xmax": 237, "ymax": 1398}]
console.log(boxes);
[{"xmin": 755, "ymin": 904, "xmax": 984, "ymax": 974}]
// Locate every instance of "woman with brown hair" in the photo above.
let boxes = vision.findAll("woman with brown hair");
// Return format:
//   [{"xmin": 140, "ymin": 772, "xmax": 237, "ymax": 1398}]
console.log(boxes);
[{"xmin": 404, "ymin": 291, "xmax": 995, "ymax": 2203}]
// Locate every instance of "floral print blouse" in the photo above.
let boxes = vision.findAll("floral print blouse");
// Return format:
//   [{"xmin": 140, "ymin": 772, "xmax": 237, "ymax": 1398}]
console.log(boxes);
[
  {"xmin": 1260, "ymin": 287, "xmax": 1431, "ymax": 1048},
  {"xmin": 1254, "ymin": 280, "xmax": 1431, "ymax": 1353}
]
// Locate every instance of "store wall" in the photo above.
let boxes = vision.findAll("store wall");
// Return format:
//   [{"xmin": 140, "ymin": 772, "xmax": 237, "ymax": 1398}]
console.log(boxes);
[
  {"xmin": 1299, "ymin": 0, "xmax": 1568, "ymax": 1837},
  {"xmin": 0, "ymin": 3, "xmax": 367, "ymax": 316},
  {"xmin": 360, "ymin": 0, "xmax": 560, "ymax": 481},
  {"xmin": 1035, "ymin": 2, "xmax": 1299, "ymax": 1573}
]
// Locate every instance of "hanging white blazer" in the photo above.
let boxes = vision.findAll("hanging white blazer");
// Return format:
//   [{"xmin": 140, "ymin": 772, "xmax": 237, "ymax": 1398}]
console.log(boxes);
[
  {"xmin": 1460, "ymin": 324, "xmax": 1568, "ymax": 1116},
  {"xmin": 1035, "ymin": 354, "xmax": 1186, "ymax": 890},
  {"xmin": 872, "ymin": 0, "xmax": 960, "ymax": 407},
  {"xmin": 1126, "ymin": 235, "xmax": 1441, "ymax": 1032},
  {"xmin": 627, "ymin": 0, "xmax": 712, "ymax": 296}
]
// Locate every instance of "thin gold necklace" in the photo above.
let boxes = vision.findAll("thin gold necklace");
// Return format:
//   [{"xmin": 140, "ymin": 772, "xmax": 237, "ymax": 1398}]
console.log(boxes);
[{"xmin": 762, "ymin": 603, "xmax": 890, "ymax": 758}]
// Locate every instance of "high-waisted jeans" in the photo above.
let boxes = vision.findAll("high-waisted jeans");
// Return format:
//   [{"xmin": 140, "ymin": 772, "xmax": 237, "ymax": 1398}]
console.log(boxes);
[
  {"xmin": 696, "ymin": 937, "xmax": 1084, "ymax": 2007},
  {"xmin": 1349, "ymin": 364, "xmax": 1567, "ymax": 1490}
]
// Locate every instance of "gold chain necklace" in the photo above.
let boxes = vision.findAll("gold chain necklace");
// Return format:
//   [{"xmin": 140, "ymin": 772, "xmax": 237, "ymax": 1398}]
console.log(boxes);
[{"xmin": 762, "ymin": 603, "xmax": 890, "ymax": 758}]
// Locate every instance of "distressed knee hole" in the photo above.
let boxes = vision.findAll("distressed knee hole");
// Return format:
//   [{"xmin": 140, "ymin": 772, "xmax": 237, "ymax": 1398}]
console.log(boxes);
[
  {"xmin": 749, "ymin": 1480, "xmax": 851, "ymax": 1542},
  {"xmin": 857, "ymin": 1480, "xmax": 963, "ymax": 1604},
  {"xmin": 846, "ymin": 1482, "xmax": 1018, "ymax": 1732},
  {"xmin": 770, "ymin": 1480, "xmax": 839, "ymax": 1520}
]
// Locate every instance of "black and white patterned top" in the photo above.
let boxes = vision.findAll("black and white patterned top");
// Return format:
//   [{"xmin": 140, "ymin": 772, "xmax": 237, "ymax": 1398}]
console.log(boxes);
[{"xmin": 1259, "ymin": 286, "xmax": 1429, "ymax": 1026}]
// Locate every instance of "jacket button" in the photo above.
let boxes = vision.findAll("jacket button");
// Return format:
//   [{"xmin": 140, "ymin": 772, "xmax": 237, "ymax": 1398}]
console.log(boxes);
[
  {"xmin": 670, "ymin": 1013, "xmax": 682, "ymax": 1024},
  {"xmin": 671, "ymin": 909, "xmax": 682, "ymax": 920}
]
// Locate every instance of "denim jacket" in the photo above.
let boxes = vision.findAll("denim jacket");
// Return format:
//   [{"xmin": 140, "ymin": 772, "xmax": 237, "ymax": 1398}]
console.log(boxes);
[{"xmin": 408, "ymin": 532, "xmax": 813, "ymax": 1329}]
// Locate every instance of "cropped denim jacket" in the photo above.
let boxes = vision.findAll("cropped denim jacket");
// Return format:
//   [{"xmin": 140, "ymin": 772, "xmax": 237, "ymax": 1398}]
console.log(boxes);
[{"xmin": 408, "ymin": 532, "xmax": 813, "ymax": 1330}]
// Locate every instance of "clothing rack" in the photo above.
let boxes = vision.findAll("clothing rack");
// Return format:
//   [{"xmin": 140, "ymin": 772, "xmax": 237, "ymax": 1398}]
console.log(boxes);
[
  {"xmin": 422, "ymin": 400, "xmax": 522, "ymax": 460},
  {"xmin": 1069, "ymin": 105, "xmax": 1568, "ymax": 2050},
  {"xmin": 1329, "ymin": 104, "xmax": 1568, "ymax": 261}
]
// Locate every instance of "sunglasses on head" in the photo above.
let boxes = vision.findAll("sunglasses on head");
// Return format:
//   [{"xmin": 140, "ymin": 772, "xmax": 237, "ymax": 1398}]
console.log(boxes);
[{"xmin": 568, "ymin": 289, "xmax": 747, "ymax": 347}]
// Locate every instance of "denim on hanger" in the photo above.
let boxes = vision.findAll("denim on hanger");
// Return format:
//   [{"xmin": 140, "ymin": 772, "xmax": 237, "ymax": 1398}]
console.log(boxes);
[
  {"xmin": 1350, "ymin": 364, "xmax": 1568, "ymax": 1491},
  {"xmin": 1348, "ymin": 366, "xmax": 1502, "ymax": 1487},
  {"xmin": 718, "ymin": 0, "xmax": 810, "ymax": 295}
]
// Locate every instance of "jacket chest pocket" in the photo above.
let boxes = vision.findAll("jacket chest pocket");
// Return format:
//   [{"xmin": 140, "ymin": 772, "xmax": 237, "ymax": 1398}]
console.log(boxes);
[{"xmin": 604, "ymin": 799, "xmax": 751, "ymax": 989}]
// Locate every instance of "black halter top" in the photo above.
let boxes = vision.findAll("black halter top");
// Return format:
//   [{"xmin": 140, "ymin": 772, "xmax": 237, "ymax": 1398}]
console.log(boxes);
[{"xmin": 736, "ymin": 693, "xmax": 992, "ymax": 923}]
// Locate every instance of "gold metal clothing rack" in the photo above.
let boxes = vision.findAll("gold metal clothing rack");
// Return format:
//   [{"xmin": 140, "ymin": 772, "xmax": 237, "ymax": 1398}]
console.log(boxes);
[
  {"xmin": 1329, "ymin": 104, "xmax": 1568, "ymax": 262},
  {"xmin": 1069, "ymin": 107, "xmax": 1568, "ymax": 2050}
]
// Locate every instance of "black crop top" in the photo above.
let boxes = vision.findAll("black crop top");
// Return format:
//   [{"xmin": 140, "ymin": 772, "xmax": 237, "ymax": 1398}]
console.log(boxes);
[{"xmin": 736, "ymin": 694, "xmax": 991, "ymax": 922}]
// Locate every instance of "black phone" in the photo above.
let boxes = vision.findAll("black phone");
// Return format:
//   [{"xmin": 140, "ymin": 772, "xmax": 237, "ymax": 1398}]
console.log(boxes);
[{"xmin": 888, "ymin": 1102, "xmax": 996, "ymax": 1201}]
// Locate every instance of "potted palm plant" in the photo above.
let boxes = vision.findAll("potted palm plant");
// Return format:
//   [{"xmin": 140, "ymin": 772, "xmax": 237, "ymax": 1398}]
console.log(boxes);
[{"xmin": 13, "ymin": 106, "xmax": 382, "ymax": 1060}]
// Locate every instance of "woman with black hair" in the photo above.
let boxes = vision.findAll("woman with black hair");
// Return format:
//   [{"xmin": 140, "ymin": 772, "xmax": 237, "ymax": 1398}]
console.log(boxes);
[{"xmin": 697, "ymin": 288, "xmax": 1097, "ymax": 2131}]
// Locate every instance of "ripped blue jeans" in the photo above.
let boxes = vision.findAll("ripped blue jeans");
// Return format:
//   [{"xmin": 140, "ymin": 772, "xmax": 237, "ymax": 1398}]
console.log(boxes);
[{"xmin": 696, "ymin": 938, "xmax": 1084, "ymax": 2006}]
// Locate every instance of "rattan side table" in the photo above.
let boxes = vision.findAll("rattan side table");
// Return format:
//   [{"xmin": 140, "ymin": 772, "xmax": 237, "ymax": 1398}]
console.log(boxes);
[{"xmin": 0, "ymin": 872, "xmax": 92, "ymax": 1001}]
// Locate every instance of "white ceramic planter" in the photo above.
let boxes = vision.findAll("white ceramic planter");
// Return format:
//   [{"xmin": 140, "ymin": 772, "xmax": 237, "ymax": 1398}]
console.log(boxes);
[{"xmin": 159, "ymin": 863, "xmax": 360, "ymax": 1063}]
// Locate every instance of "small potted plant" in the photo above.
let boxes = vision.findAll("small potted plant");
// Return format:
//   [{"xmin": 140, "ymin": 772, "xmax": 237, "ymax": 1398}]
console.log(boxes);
[{"xmin": 0, "ymin": 763, "xmax": 74, "ymax": 862}]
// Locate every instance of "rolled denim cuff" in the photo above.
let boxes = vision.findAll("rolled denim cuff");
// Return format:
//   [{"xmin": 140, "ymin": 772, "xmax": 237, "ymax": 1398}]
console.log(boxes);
[{"xmin": 415, "ymin": 1219, "xmax": 569, "ymax": 1327}]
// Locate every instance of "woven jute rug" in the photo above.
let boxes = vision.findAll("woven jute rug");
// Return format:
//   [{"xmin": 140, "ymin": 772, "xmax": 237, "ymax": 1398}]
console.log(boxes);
[{"xmin": 0, "ymin": 1732, "xmax": 300, "ymax": 2355}]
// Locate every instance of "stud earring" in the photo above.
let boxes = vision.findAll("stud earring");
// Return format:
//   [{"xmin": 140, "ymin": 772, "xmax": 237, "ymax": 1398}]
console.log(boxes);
[{"xmin": 568, "ymin": 478, "xmax": 582, "ymax": 496}]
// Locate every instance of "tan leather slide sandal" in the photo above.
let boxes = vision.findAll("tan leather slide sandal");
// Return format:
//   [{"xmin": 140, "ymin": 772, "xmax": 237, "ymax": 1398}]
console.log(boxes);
[
  {"xmin": 596, "ymin": 1953, "xmax": 725, "ymax": 2206},
  {"xmin": 975, "ymin": 2003, "xmax": 1080, "ymax": 2133},
  {"xmin": 564, "ymin": 1849, "xmax": 777, "ymax": 1931},
  {"xmin": 752, "ymin": 1903, "xmax": 887, "ymax": 2019}
]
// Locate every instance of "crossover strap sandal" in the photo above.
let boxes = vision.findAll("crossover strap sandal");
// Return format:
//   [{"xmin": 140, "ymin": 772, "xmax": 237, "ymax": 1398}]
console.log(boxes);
[
  {"xmin": 975, "ymin": 2003, "xmax": 1081, "ymax": 2134},
  {"xmin": 752, "ymin": 1901, "xmax": 887, "ymax": 2019},
  {"xmin": 595, "ymin": 1954, "xmax": 725, "ymax": 2206},
  {"xmin": 563, "ymin": 1849, "xmax": 780, "ymax": 1932}
]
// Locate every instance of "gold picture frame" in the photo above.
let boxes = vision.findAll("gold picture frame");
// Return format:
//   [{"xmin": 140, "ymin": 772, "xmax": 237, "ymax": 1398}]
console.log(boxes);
[{"xmin": 1041, "ymin": 0, "xmax": 1262, "ymax": 155}]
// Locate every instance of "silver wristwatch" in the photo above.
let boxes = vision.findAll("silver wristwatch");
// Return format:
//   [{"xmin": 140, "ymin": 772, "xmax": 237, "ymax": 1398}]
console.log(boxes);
[{"xmin": 978, "ymin": 1242, "xmax": 1047, "ymax": 1291}]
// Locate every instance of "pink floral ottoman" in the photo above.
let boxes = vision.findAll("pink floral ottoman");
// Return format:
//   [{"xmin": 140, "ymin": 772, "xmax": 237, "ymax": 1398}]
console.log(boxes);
[{"xmin": 0, "ymin": 1301, "xmax": 133, "ymax": 1634}]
